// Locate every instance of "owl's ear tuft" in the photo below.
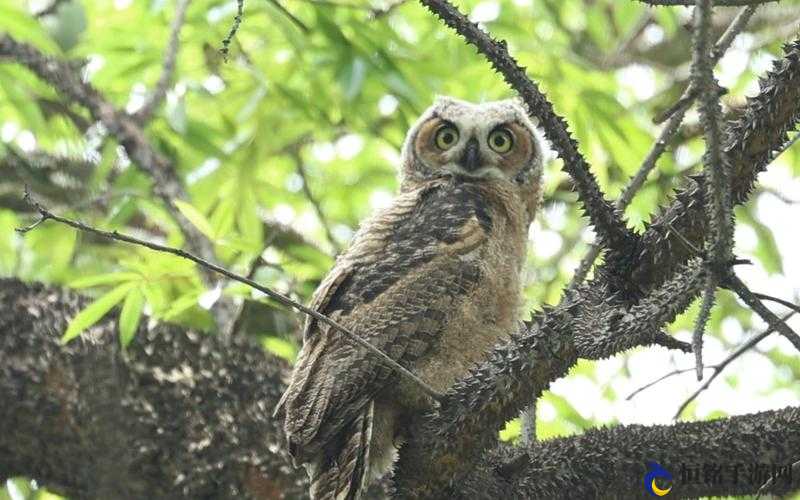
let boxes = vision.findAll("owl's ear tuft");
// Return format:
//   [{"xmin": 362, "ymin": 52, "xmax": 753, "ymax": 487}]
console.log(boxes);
[
  {"xmin": 506, "ymin": 96, "xmax": 540, "ymax": 127},
  {"xmin": 434, "ymin": 95, "xmax": 458, "ymax": 106}
]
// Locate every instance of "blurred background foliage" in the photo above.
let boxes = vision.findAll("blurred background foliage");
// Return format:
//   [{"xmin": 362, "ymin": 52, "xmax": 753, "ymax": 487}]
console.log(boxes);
[{"xmin": 1, "ymin": 0, "xmax": 799, "ymax": 498}]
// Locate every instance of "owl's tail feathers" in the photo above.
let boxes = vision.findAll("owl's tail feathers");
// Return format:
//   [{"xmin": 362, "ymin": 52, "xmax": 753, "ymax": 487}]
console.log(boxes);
[{"xmin": 307, "ymin": 402, "xmax": 374, "ymax": 500}]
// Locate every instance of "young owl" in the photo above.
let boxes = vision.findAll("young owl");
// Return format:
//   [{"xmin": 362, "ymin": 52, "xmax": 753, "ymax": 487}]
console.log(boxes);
[{"xmin": 275, "ymin": 97, "xmax": 544, "ymax": 499}]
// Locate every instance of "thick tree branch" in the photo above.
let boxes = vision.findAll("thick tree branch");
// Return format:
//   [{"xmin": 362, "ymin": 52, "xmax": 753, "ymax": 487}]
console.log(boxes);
[
  {"xmin": 3, "ymin": 279, "xmax": 797, "ymax": 500},
  {"xmin": 488, "ymin": 406, "xmax": 800, "ymax": 498},
  {"xmin": 632, "ymin": 36, "xmax": 800, "ymax": 291},
  {"xmin": 0, "ymin": 279, "xmax": 308, "ymax": 499}
]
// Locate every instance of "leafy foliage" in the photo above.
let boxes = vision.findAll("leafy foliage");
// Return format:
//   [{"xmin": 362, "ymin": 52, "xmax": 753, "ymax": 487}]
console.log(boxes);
[{"xmin": 1, "ymin": 0, "xmax": 799, "ymax": 497}]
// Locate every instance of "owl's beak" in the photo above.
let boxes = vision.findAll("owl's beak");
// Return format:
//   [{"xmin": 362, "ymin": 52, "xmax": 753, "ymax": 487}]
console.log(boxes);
[{"xmin": 458, "ymin": 137, "xmax": 482, "ymax": 171}]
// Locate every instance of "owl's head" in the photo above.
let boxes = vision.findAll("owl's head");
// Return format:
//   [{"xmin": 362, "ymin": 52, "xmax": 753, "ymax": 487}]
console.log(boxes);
[{"xmin": 400, "ymin": 97, "xmax": 543, "ymax": 193}]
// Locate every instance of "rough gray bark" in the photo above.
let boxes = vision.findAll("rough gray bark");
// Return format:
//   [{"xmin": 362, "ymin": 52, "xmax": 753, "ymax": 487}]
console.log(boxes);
[
  {"xmin": 2, "ymin": 279, "xmax": 798, "ymax": 499},
  {"xmin": 0, "ymin": 279, "xmax": 307, "ymax": 500}
]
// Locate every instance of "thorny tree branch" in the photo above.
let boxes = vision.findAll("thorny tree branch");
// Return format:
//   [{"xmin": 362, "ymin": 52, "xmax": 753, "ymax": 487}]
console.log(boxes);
[
  {"xmin": 132, "ymin": 0, "xmax": 192, "ymax": 124},
  {"xmin": 3, "ymin": 2, "xmax": 800, "ymax": 498},
  {"xmin": 394, "ymin": 30, "xmax": 800, "ymax": 499},
  {"xmin": 565, "ymin": 4, "xmax": 755, "ymax": 289},
  {"xmin": 725, "ymin": 273, "xmax": 800, "ymax": 352},
  {"xmin": 417, "ymin": 0, "xmax": 635, "ymax": 255},
  {"xmin": 220, "ymin": 0, "xmax": 245, "ymax": 59},
  {"xmin": 690, "ymin": 0, "xmax": 735, "ymax": 379},
  {"xmin": 3, "ymin": 279, "xmax": 798, "ymax": 499},
  {"xmin": 15, "ymin": 188, "xmax": 442, "ymax": 401}
]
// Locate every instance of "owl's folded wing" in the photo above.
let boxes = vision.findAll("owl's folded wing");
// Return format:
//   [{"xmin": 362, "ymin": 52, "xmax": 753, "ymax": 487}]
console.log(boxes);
[{"xmin": 277, "ymin": 182, "xmax": 493, "ymax": 459}]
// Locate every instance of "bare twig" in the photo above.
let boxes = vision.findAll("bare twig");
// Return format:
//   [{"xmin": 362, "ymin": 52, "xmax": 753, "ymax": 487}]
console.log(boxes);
[
  {"xmin": 417, "ymin": 0, "xmax": 634, "ymax": 253},
  {"xmin": 726, "ymin": 273, "xmax": 800, "ymax": 351},
  {"xmin": 34, "ymin": 0, "xmax": 69, "ymax": 17},
  {"xmin": 626, "ymin": 367, "xmax": 708, "ymax": 400},
  {"xmin": 221, "ymin": 0, "xmax": 245, "ymax": 60},
  {"xmin": 675, "ymin": 311, "xmax": 795, "ymax": 419},
  {"xmin": 750, "ymin": 292, "xmax": 800, "ymax": 315},
  {"xmin": 16, "ymin": 189, "xmax": 442, "ymax": 401},
  {"xmin": 294, "ymin": 158, "xmax": 342, "ymax": 254},
  {"xmin": 133, "ymin": 0, "xmax": 192, "ymax": 124},
  {"xmin": 267, "ymin": 0, "xmax": 310, "ymax": 33}
]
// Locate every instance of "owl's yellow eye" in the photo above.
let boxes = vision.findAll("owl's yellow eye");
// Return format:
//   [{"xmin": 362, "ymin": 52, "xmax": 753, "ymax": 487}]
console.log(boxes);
[
  {"xmin": 434, "ymin": 125, "xmax": 459, "ymax": 150},
  {"xmin": 488, "ymin": 128, "xmax": 514, "ymax": 153}
]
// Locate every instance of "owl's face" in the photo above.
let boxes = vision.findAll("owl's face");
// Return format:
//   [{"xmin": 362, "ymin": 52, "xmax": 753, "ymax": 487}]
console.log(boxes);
[{"xmin": 401, "ymin": 97, "xmax": 543, "ymax": 191}]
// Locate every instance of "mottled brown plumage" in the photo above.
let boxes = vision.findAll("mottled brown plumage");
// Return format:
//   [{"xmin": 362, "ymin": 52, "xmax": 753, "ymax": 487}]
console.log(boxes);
[{"xmin": 275, "ymin": 97, "xmax": 544, "ymax": 499}]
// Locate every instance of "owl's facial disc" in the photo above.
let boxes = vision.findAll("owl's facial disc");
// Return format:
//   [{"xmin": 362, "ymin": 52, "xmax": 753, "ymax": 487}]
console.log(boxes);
[{"xmin": 414, "ymin": 116, "xmax": 535, "ymax": 182}]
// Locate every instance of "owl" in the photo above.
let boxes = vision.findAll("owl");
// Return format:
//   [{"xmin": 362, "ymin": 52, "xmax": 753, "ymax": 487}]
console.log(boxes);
[{"xmin": 275, "ymin": 97, "xmax": 544, "ymax": 499}]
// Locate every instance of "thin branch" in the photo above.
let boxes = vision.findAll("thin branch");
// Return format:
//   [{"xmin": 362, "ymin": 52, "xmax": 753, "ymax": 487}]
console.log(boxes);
[
  {"xmin": 16, "ymin": 189, "xmax": 442, "ymax": 401},
  {"xmin": 267, "ymin": 0, "xmax": 310, "ymax": 33},
  {"xmin": 221, "ymin": 0, "xmax": 245, "ymax": 60},
  {"xmin": 34, "ymin": 0, "xmax": 68, "ymax": 17},
  {"xmin": 726, "ymin": 273, "xmax": 800, "ymax": 352},
  {"xmin": 626, "ymin": 366, "xmax": 707, "ymax": 400},
  {"xmin": 692, "ymin": 279, "xmax": 716, "ymax": 379},
  {"xmin": 417, "ymin": 0, "xmax": 634, "ymax": 253},
  {"xmin": 750, "ymin": 292, "xmax": 800, "ymax": 315},
  {"xmin": 570, "ymin": 105, "xmax": 689, "ymax": 286},
  {"xmin": 292, "ymin": 154, "xmax": 342, "ymax": 254},
  {"xmin": 675, "ymin": 311, "xmax": 795, "ymax": 419},
  {"xmin": 132, "ymin": 0, "xmax": 192, "ymax": 124},
  {"xmin": 655, "ymin": 5, "xmax": 756, "ymax": 124}
]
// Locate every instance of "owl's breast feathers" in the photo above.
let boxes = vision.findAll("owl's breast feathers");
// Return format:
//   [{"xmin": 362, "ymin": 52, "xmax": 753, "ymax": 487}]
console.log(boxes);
[{"xmin": 276, "ymin": 179, "xmax": 521, "ymax": 464}]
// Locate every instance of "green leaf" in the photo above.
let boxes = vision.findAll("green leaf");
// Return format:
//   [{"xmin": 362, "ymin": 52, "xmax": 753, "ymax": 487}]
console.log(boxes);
[
  {"xmin": 62, "ymin": 282, "xmax": 137, "ymax": 343},
  {"xmin": 69, "ymin": 272, "xmax": 141, "ymax": 288},
  {"xmin": 174, "ymin": 200, "xmax": 215, "ymax": 239},
  {"xmin": 118, "ymin": 287, "xmax": 145, "ymax": 347},
  {"xmin": 262, "ymin": 336, "xmax": 298, "ymax": 362}
]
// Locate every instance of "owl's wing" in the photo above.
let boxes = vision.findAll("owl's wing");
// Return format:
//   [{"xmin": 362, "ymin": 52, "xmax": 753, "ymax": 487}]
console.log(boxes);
[{"xmin": 278, "ymin": 181, "xmax": 493, "ymax": 459}]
